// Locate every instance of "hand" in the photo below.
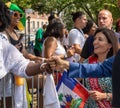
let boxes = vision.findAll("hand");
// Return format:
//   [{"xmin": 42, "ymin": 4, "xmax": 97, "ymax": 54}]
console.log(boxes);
[
  {"xmin": 45, "ymin": 63, "xmax": 53, "ymax": 74},
  {"xmin": 67, "ymin": 46, "xmax": 75, "ymax": 57},
  {"xmin": 40, "ymin": 63, "xmax": 53, "ymax": 74},
  {"xmin": 15, "ymin": 42, "xmax": 23, "ymax": 51},
  {"xmin": 48, "ymin": 56, "xmax": 69, "ymax": 70},
  {"xmin": 48, "ymin": 56, "xmax": 61, "ymax": 70},
  {"xmin": 89, "ymin": 91, "xmax": 106, "ymax": 101}
]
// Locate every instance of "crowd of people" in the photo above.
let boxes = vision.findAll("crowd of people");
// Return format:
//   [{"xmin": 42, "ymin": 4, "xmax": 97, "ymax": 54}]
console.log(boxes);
[{"xmin": 0, "ymin": 0, "xmax": 120, "ymax": 108}]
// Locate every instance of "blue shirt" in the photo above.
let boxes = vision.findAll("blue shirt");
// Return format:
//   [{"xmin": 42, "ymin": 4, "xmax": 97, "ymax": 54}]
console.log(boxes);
[{"xmin": 68, "ymin": 56, "xmax": 115, "ymax": 78}]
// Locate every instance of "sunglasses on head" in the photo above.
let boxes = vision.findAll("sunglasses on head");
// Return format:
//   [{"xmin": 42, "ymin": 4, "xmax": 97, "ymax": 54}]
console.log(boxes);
[{"xmin": 8, "ymin": 10, "xmax": 23, "ymax": 18}]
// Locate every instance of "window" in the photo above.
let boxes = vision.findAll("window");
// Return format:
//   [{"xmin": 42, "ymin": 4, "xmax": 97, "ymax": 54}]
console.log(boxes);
[
  {"xmin": 33, "ymin": 21, "xmax": 35, "ymax": 29},
  {"xmin": 41, "ymin": 22, "xmax": 44, "ymax": 27},
  {"xmin": 37, "ymin": 21, "xmax": 39, "ymax": 28}
]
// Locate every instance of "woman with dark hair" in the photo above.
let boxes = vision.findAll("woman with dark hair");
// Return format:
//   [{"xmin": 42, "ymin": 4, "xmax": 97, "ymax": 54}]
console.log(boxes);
[
  {"xmin": 0, "ymin": 1, "xmax": 48, "ymax": 108},
  {"xmin": 82, "ymin": 20, "xmax": 97, "ymax": 38},
  {"xmin": 83, "ymin": 28, "xmax": 118, "ymax": 108},
  {"xmin": 42, "ymin": 21, "xmax": 66, "ymax": 108},
  {"xmin": 67, "ymin": 11, "xmax": 87, "ymax": 62},
  {"xmin": 49, "ymin": 28, "xmax": 119, "ymax": 108},
  {"xmin": 43, "ymin": 22, "xmax": 66, "ymax": 59}
]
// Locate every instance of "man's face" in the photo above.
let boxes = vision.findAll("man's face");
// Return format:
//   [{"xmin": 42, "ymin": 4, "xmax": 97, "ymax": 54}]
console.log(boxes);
[
  {"xmin": 98, "ymin": 10, "xmax": 113, "ymax": 29},
  {"xmin": 78, "ymin": 15, "xmax": 87, "ymax": 29}
]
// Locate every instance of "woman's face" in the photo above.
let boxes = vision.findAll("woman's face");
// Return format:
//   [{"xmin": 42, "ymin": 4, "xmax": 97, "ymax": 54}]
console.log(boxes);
[
  {"xmin": 10, "ymin": 11, "xmax": 22, "ymax": 27},
  {"xmin": 89, "ymin": 23, "xmax": 97, "ymax": 35},
  {"xmin": 93, "ymin": 32, "xmax": 112, "ymax": 55}
]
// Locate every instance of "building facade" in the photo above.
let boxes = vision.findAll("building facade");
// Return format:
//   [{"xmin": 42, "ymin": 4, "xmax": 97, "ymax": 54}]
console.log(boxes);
[
  {"xmin": 26, "ymin": 11, "xmax": 48, "ymax": 35},
  {"xmin": 23, "ymin": 11, "xmax": 48, "ymax": 47}
]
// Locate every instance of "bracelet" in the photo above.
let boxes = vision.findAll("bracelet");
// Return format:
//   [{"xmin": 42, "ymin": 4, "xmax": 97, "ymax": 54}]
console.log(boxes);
[
  {"xmin": 64, "ymin": 53, "xmax": 68, "ymax": 59},
  {"xmin": 40, "ymin": 63, "xmax": 47, "ymax": 70},
  {"xmin": 42, "ymin": 58, "xmax": 45, "ymax": 63},
  {"xmin": 106, "ymin": 93, "xmax": 110, "ymax": 101}
]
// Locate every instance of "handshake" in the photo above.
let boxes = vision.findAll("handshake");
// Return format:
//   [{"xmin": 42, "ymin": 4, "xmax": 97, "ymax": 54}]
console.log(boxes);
[{"xmin": 40, "ymin": 56, "xmax": 69, "ymax": 73}]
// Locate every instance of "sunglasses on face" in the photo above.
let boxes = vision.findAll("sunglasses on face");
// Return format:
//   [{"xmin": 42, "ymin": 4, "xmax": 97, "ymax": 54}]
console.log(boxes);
[
  {"xmin": 8, "ymin": 10, "xmax": 23, "ymax": 18},
  {"xmin": 13, "ymin": 12, "xmax": 23, "ymax": 18}
]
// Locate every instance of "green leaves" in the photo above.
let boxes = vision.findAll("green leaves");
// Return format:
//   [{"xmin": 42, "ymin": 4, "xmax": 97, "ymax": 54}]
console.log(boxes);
[{"xmin": 3, "ymin": 0, "xmax": 120, "ymax": 29}]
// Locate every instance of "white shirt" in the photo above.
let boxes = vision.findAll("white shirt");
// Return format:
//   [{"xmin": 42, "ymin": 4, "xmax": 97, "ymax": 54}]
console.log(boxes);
[
  {"xmin": 54, "ymin": 39, "xmax": 66, "ymax": 55},
  {"xmin": 42, "ymin": 38, "xmax": 66, "ymax": 57},
  {"xmin": 69, "ymin": 28, "xmax": 85, "ymax": 48},
  {"xmin": 0, "ymin": 33, "xmax": 30, "ymax": 79},
  {"xmin": 68, "ymin": 28, "xmax": 86, "ymax": 62}
]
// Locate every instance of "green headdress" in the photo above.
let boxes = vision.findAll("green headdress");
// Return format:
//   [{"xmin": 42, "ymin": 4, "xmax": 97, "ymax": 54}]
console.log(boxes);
[{"xmin": 6, "ymin": 2, "xmax": 26, "ymax": 31}]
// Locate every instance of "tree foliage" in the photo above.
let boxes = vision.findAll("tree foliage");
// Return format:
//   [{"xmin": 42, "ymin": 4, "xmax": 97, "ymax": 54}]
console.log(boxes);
[
  {"xmin": 32, "ymin": 0, "xmax": 120, "ymax": 29},
  {"xmin": 3, "ymin": 0, "xmax": 120, "ymax": 29}
]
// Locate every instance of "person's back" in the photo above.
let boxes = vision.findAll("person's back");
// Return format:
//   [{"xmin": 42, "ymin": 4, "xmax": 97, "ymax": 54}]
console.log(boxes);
[
  {"xmin": 80, "ymin": 35, "xmax": 94, "ymax": 60},
  {"xmin": 34, "ymin": 24, "xmax": 47, "ymax": 56},
  {"xmin": 80, "ymin": 20, "xmax": 97, "ymax": 62}
]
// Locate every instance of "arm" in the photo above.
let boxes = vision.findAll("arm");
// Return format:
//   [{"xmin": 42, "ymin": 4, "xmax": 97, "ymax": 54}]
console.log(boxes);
[
  {"xmin": 67, "ymin": 44, "xmax": 82, "ymax": 57},
  {"xmin": 3, "ymin": 40, "xmax": 47, "ymax": 77},
  {"xmin": 22, "ymin": 47, "xmax": 46, "ymax": 62},
  {"xmin": 68, "ymin": 29, "xmax": 83, "ymax": 56},
  {"xmin": 73, "ymin": 44, "xmax": 82, "ymax": 54},
  {"xmin": 68, "ymin": 56, "xmax": 114, "ymax": 78},
  {"xmin": 49, "ymin": 56, "xmax": 114, "ymax": 78}
]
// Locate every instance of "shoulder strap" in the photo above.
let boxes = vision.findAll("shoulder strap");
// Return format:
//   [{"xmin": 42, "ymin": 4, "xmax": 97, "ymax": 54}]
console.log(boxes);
[{"xmin": 74, "ymin": 27, "xmax": 84, "ymax": 35}]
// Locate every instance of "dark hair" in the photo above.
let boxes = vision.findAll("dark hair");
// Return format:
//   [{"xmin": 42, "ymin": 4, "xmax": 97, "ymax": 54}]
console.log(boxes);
[
  {"xmin": 44, "ymin": 22, "xmax": 64, "ymax": 39},
  {"xmin": 0, "ymin": 1, "xmax": 11, "ymax": 32},
  {"xmin": 42, "ymin": 24, "xmax": 47, "ymax": 29},
  {"xmin": 48, "ymin": 13, "xmax": 58, "ymax": 24},
  {"xmin": 94, "ymin": 28, "xmax": 118, "ymax": 58},
  {"xmin": 82, "ymin": 20, "xmax": 94, "ymax": 34},
  {"xmin": 71, "ymin": 11, "xmax": 85, "ymax": 22},
  {"xmin": 116, "ymin": 18, "xmax": 120, "ymax": 32}
]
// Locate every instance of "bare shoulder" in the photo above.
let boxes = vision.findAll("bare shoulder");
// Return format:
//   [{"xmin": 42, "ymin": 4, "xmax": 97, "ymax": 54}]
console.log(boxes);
[{"xmin": 44, "ymin": 37, "xmax": 57, "ymax": 46}]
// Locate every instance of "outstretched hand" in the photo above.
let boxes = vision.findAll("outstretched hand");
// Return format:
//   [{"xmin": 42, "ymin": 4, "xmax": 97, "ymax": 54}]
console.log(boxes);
[{"xmin": 48, "ymin": 56, "xmax": 69, "ymax": 70}]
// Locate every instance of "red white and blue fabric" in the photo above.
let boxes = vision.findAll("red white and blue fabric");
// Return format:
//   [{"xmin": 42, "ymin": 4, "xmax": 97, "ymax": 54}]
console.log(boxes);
[{"xmin": 56, "ymin": 71, "xmax": 89, "ymax": 108}]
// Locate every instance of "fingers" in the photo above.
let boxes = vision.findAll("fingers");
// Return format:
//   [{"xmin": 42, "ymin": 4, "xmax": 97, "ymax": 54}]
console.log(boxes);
[
  {"xmin": 45, "ymin": 63, "xmax": 53, "ymax": 74},
  {"xmin": 48, "ymin": 56, "xmax": 58, "ymax": 70},
  {"xmin": 89, "ymin": 91, "xmax": 98, "ymax": 100},
  {"xmin": 89, "ymin": 91, "xmax": 104, "ymax": 101},
  {"xmin": 40, "ymin": 63, "xmax": 53, "ymax": 74},
  {"xmin": 67, "ymin": 47, "xmax": 75, "ymax": 57}
]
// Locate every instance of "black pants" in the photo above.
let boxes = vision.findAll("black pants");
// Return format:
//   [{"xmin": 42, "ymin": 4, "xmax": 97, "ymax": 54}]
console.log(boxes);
[{"xmin": 112, "ymin": 49, "xmax": 120, "ymax": 107}]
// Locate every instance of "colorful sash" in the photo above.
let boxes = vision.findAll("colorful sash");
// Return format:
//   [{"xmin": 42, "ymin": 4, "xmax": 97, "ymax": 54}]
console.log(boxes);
[{"xmin": 88, "ymin": 55, "xmax": 111, "ymax": 108}]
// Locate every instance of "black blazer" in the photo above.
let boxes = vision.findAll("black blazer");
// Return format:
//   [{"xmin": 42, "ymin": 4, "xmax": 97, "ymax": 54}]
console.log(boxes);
[{"xmin": 112, "ymin": 49, "xmax": 120, "ymax": 107}]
